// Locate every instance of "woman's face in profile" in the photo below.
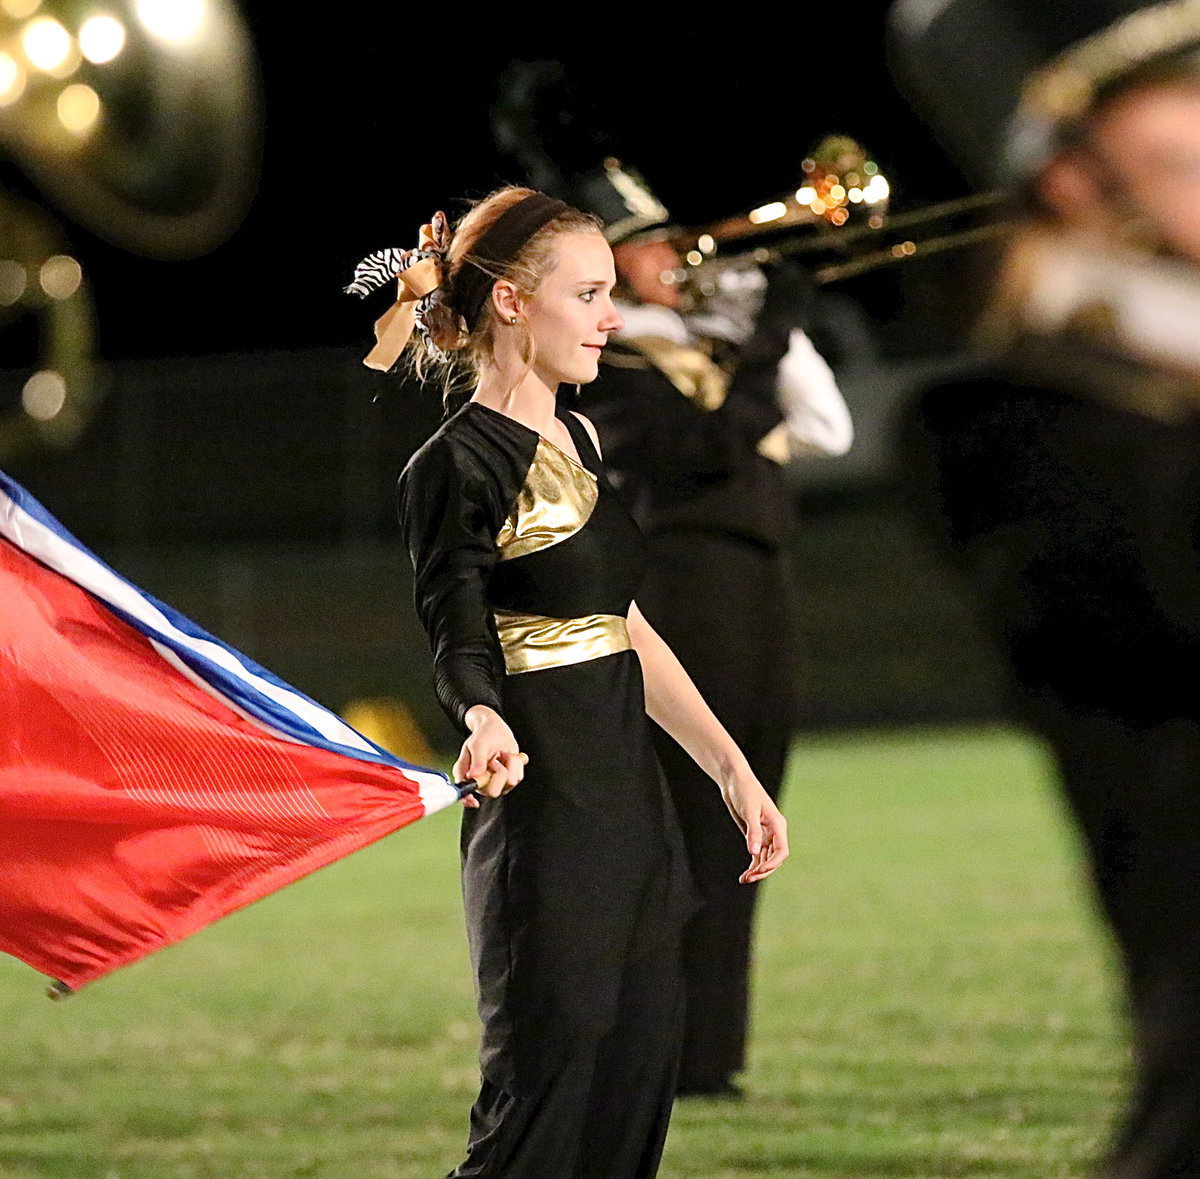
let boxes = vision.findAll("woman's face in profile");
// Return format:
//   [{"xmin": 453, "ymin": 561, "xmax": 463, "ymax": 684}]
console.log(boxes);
[{"xmin": 523, "ymin": 232, "xmax": 624, "ymax": 387}]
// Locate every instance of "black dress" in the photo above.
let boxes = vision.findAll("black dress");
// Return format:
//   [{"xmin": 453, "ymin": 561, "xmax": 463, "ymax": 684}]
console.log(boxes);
[{"xmin": 398, "ymin": 399, "xmax": 694, "ymax": 1179}]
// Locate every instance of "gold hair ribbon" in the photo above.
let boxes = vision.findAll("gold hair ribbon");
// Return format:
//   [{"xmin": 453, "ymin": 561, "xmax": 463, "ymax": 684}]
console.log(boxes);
[
  {"xmin": 363, "ymin": 257, "xmax": 439, "ymax": 371},
  {"xmin": 362, "ymin": 214, "xmax": 449, "ymax": 371}
]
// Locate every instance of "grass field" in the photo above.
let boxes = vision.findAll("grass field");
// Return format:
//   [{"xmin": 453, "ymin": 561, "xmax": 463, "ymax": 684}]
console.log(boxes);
[{"xmin": 0, "ymin": 726, "xmax": 1126, "ymax": 1179}]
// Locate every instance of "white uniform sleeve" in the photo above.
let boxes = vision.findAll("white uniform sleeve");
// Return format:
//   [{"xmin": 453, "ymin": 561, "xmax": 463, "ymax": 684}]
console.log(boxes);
[{"xmin": 775, "ymin": 328, "xmax": 854, "ymax": 457}]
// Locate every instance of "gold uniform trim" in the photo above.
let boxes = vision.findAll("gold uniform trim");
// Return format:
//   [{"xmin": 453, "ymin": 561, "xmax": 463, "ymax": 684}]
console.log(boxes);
[
  {"xmin": 496, "ymin": 437, "xmax": 598, "ymax": 561},
  {"xmin": 493, "ymin": 609, "xmax": 631, "ymax": 675},
  {"xmin": 611, "ymin": 336, "xmax": 790, "ymax": 460},
  {"xmin": 618, "ymin": 335, "xmax": 728, "ymax": 410},
  {"xmin": 1020, "ymin": 0, "xmax": 1200, "ymax": 126}
]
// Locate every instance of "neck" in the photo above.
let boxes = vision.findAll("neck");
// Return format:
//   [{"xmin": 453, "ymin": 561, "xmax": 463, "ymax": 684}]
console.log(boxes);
[
  {"xmin": 472, "ymin": 363, "xmax": 560, "ymax": 435},
  {"xmin": 471, "ymin": 328, "xmax": 563, "ymax": 433}
]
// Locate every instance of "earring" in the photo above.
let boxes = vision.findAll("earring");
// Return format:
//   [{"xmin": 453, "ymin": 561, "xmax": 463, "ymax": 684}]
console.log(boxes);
[{"xmin": 508, "ymin": 316, "xmax": 518, "ymax": 325}]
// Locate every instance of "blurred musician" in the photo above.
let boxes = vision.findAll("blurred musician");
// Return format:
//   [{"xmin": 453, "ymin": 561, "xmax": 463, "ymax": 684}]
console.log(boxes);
[
  {"xmin": 890, "ymin": 1, "xmax": 1200, "ymax": 1173},
  {"xmin": 574, "ymin": 160, "xmax": 852, "ymax": 1098}
]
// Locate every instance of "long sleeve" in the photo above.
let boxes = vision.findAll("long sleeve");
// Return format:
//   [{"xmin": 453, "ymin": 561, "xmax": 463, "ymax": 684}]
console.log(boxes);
[
  {"xmin": 721, "ymin": 258, "xmax": 817, "ymax": 445},
  {"xmin": 398, "ymin": 439, "xmax": 506, "ymax": 732}
]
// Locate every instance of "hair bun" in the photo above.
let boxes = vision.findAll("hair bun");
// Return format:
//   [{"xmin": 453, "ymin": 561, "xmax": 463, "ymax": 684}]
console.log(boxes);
[{"xmin": 418, "ymin": 288, "xmax": 468, "ymax": 354}]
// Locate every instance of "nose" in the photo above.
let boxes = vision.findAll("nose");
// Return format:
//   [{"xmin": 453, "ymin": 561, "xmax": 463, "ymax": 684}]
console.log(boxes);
[{"xmin": 600, "ymin": 297, "xmax": 623, "ymax": 334}]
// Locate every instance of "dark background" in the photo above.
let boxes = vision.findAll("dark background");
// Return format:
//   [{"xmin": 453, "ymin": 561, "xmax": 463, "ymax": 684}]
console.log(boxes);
[{"xmin": 31, "ymin": 5, "xmax": 969, "ymax": 363}]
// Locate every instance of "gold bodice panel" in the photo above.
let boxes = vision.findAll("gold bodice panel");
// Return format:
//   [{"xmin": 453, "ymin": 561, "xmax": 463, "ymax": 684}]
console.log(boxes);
[{"xmin": 495, "ymin": 437, "xmax": 598, "ymax": 561}]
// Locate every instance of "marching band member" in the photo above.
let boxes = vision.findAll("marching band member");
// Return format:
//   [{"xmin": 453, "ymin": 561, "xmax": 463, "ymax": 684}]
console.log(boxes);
[
  {"xmin": 573, "ymin": 160, "xmax": 851, "ymax": 1097},
  {"xmin": 891, "ymin": 1, "xmax": 1200, "ymax": 1172}
]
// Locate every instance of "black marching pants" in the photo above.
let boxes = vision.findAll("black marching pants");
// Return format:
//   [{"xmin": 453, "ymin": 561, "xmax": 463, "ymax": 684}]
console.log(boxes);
[
  {"xmin": 448, "ymin": 868, "xmax": 685, "ymax": 1178},
  {"xmin": 637, "ymin": 531, "xmax": 797, "ymax": 1087},
  {"xmin": 1040, "ymin": 711, "xmax": 1200, "ymax": 1179},
  {"xmin": 449, "ymin": 729, "xmax": 692, "ymax": 1179},
  {"xmin": 449, "ymin": 956, "xmax": 683, "ymax": 1177}
]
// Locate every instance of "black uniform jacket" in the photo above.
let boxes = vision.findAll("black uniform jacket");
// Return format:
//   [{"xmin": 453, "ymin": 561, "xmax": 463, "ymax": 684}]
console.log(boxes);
[
  {"xmin": 584, "ymin": 335, "xmax": 796, "ymax": 549},
  {"xmin": 899, "ymin": 336, "xmax": 1200, "ymax": 726}
]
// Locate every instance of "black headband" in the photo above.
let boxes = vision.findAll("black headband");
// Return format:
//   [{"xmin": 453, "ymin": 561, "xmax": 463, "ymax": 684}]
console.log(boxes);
[{"xmin": 454, "ymin": 193, "xmax": 569, "ymax": 329}]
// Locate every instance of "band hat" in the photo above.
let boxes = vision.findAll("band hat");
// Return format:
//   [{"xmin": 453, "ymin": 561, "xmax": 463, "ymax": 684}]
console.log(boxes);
[
  {"xmin": 568, "ymin": 159, "xmax": 673, "ymax": 245},
  {"xmin": 490, "ymin": 62, "xmax": 673, "ymax": 245},
  {"xmin": 887, "ymin": 0, "xmax": 1200, "ymax": 185}
]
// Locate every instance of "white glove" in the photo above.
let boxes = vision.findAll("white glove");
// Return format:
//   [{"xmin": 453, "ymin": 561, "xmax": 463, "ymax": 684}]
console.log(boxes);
[{"xmin": 775, "ymin": 328, "xmax": 853, "ymax": 456}]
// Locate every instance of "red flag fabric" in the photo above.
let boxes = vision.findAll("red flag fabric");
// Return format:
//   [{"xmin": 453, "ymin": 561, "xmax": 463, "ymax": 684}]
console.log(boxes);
[{"xmin": 0, "ymin": 475, "xmax": 457, "ymax": 994}]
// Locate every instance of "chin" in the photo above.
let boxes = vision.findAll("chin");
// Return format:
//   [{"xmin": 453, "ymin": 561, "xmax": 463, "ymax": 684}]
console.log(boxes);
[{"xmin": 557, "ymin": 360, "xmax": 600, "ymax": 386}]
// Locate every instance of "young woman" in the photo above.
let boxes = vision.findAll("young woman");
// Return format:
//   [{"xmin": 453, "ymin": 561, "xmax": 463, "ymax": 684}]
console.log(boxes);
[{"xmin": 350, "ymin": 187, "xmax": 788, "ymax": 1178}]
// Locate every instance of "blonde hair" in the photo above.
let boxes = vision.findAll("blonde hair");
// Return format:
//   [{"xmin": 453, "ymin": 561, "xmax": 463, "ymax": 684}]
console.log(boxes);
[{"xmin": 413, "ymin": 186, "xmax": 602, "ymax": 404}]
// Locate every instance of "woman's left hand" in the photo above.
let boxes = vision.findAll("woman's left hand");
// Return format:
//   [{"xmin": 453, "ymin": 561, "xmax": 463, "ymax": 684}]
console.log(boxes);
[{"xmin": 720, "ymin": 775, "xmax": 789, "ymax": 883}]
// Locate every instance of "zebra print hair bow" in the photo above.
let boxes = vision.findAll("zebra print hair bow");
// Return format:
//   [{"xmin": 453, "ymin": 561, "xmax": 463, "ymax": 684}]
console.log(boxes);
[
  {"xmin": 346, "ymin": 211, "xmax": 453, "ymax": 371},
  {"xmin": 345, "ymin": 248, "xmax": 409, "ymax": 299}
]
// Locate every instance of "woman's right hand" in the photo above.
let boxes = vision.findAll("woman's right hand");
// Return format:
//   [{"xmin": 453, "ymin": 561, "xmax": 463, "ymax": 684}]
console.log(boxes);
[{"xmin": 454, "ymin": 705, "xmax": 528, "ymax": 806}]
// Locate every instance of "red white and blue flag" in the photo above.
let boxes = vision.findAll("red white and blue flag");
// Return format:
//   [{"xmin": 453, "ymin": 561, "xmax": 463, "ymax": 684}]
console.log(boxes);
[{"xmin": 0, "ymin": 470, "xmax": 459, "ymax": 994}]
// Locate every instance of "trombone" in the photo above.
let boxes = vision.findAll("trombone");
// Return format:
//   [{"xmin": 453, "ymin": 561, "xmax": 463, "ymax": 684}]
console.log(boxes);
[
  {"xmin": 673, "ymin": 190, "xmax": 1010, "ymax": 291},
  {"xmin": 668, "ymin": 136, "xmax": 1010, "ymax": 292}
]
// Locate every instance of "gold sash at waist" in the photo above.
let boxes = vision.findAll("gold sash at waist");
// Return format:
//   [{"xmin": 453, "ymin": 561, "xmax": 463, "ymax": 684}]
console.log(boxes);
[{"xmin": 492, "ymin": 609, "xmax": 631, "ymax": 675}]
